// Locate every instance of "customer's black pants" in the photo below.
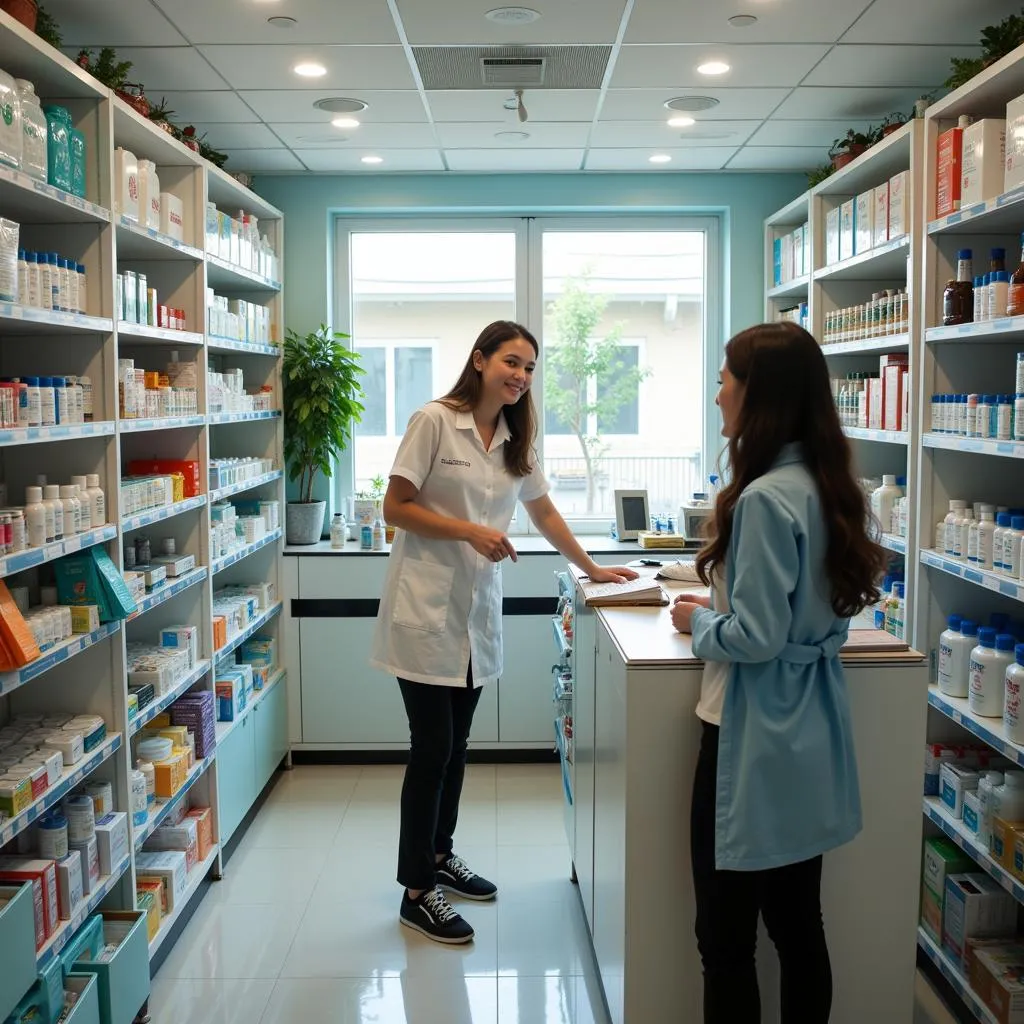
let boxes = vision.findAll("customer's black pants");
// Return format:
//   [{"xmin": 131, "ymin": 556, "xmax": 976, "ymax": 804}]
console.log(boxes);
[
  {"xmin": 396, "ymin": 668, "xmax": 482, "ymax": 891},
  {"xmin": 691, "ymin": 721, "xmax": 832, "ymax": 1023}
]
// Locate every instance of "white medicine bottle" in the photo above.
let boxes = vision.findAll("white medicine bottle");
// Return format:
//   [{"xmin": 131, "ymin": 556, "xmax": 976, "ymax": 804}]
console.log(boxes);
[
  {"xmin": 943, "ymin": 500, "xmax": 967, "ymax": 555},
  {"xmin": 1005, "ymin": 516, "xmax": 1024, "ymax": 579},
  {"xmin": 372, "ymin": 515, "xmax": 385, "ymax": 551},
  {"xmin": 42, "ymin": 484, "xmax": 63, "ymax": 540},
  {"xmin": 870, "ymin": 475, "xmax": 901, "ymax": 539},
  {"xmin": 956, "ymin": 509, "xmax": 975, "ymax": 560},
  {"xmin": 969, "ymin": 628, "xmax": 1015, "ymax": 718},
  {"xmin": 1005, "ymin": 644, "xmax": 1024, "ymax": 745},
  {"xmin": 993, "ymin": 769, "xmax": 1024, "ymax": 826},
  {"xmin": 330, "ymin": 512, "xmax": 347, "ymax": 549},
  {"xmin": 979, "ymin": 771, "xmax": 1005, "ymax": 850},
  {"xmin": 70, "ymin": 476, "xmax": 91, "ymax": 530},
  {"xmin": 995, "ymin": 513, "xmax": 1012, "ymax": 571},
  {"xmin": 58, "ymin": 485, "xmax": 81, "ymax": 535},
  {"xmin": 977, "ymin": 509, "xmax": 997, "ymax": 569},
  {"xmin": 24, "ymin": 486, "xmax": 46, "ymax": 549},
  {"xmin": 938, "ymin": 614, "xmax": 972, "ymax": 697},
  {"xmin": 85, "ymin": 474, "xmax": 105, "ymax": 525}
]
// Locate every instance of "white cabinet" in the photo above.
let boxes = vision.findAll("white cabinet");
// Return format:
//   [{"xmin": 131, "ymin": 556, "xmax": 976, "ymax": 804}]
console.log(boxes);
[{"xmin": 498, "ymin": 614, "xmax": 561, "ymax": 742}]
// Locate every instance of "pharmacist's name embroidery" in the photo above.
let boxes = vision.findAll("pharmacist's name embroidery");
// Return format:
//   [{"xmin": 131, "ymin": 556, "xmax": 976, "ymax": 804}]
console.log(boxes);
[{"xmin": 441, "ymin": 458, "xmax": 471, "ymax": 468}]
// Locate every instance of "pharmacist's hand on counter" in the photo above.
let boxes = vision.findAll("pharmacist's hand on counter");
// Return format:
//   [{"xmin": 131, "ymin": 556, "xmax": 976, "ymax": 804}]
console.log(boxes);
[
  {"xmin": 587, "ymin": 565, "xmax": 640, "ymax": 584},
  {"xmin": 671, "ymin": 593, "xmax": 711, "ymax": 634}
]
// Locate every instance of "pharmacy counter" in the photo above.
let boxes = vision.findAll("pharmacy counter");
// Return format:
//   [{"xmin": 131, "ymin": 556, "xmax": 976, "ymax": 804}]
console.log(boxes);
[{"xmin": 566, "ymin": 568, "xmax": 928, "ymax": 1024}]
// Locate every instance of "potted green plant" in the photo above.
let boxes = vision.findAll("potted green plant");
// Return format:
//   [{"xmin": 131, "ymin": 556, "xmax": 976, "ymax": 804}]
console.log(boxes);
[
  {"xmin": 946, "ymin": 9, "xmax": 1024, "ymax": 91},
  {"xmin": 878, "ymin": 111, "xmax": 908, "ymax": 138},
  {"xmin": 829, "ymin": 128, "xmax": 872, "ymax": 170},
  {"xmin": 283, "ymin": 324, "xmax": 365, "ymax": 545}
]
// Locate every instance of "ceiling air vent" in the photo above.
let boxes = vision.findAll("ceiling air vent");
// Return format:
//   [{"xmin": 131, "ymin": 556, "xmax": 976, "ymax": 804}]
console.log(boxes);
[
  {"xmin": 413, "ymin": 46, "xmax": 610, "ymax": 90},
  {"xmin": 481, "ymin": 56, "xmax": 545, "ymax": 87}
]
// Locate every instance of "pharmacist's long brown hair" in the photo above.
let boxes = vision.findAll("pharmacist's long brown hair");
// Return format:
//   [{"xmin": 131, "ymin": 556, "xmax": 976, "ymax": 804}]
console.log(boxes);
[
  {"xmin": 440, "ymin": 320, "xmax": 539, "ymax": 478},
  {"xmin": 696, "ymin": 322, "xmax": 886, "ymax": 617}
]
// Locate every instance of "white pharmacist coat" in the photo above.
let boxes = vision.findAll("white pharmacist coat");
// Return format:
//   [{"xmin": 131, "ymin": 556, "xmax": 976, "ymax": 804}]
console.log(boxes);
[{"xmin": 370, "ymin": 401, "xmax": 549, "ymax": 688}]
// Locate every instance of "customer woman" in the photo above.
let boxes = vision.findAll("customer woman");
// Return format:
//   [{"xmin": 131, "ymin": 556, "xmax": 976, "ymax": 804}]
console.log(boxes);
[
  {"xmin": 371, "ymin": 319, "xmax": 637, "ymax": 945},
  {"xmin": 670, "ymin": 321, "xmax": 886, "ymax": 1023}
]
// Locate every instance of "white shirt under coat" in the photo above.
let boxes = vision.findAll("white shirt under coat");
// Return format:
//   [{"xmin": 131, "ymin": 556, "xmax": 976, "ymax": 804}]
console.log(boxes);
[
  {"xmin": 370, "ymin": 401, "xmax": 550, "ymax": 688},
  {"xmin": 696, "ymin": 568, "xmax": 730, "ymax": 725}
]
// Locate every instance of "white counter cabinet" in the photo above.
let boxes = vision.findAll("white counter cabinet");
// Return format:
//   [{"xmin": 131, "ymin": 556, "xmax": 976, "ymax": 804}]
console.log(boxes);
[{"xmin": 568, "ymin": 575, "xmax": 929, "ymax": 1024}]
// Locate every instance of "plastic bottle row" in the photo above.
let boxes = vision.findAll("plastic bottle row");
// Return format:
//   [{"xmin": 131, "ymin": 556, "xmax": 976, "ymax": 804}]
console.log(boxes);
[
  {"xmin": 832, "ymin": 356, "xmax": 909, "ymax": 431},
  {"xmin": 24, "ymin": 476, "xmax": 108, "ymax": 548},
  {"xmin": 0, "ymin": 68, "xmax": 85, "ymax": 195},
  {"xmin": 865, "ymin": 474, "xmax": 908, "ymax": 538},
  {"xmin": 0, "ymin": 375, "xmax": 94, "ymax": 430},
  {"xmin": 206, "ymin": 369, "xmax": 274, "ymax": 415},
  {"xmin": 117, "ymin": 271, "xmax": 187, "ymax": 332},
  {"xmin": 938, "ymin": 614, "xmax": 1024, "ymax": 743},
  {"xmin": 0, "ymin": 220, "xmax": 87, "ymax": 314},
  {"xmin": 942, "ymin": 244, "xmax": 1024, "ymax": 325},
  {"xmin": 931, "ymin": 391, "xmax": 1021, "ymax": 441},
  {"xmin": 936, "ymin": 500, "xmax": 1024, "ymax": 576},
  {"xmin": 822, "ymin": 289, "xmax": 910, "ymax": 345},
  {"xmin": 119, "ymin": 356, "xmax": 198, "ymax": 420},
  {"xmin": 872, "ymin": 573, "xmax": 907, "ymax": 639}
]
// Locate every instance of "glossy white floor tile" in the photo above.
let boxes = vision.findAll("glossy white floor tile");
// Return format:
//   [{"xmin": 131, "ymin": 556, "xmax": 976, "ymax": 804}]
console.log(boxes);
[{"xmin": 152, "ymin": 764, "xmax": 958, "ymax": 1024}]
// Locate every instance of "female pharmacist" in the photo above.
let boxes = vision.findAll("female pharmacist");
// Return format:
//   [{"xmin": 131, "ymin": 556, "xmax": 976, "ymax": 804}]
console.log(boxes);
[
  {"xmin": 370, "ymin": 319, "xmax": 637, "ymax": 945},
  {"xmin": 671, "ymin": 321, "xmax": 885, "ymax": 1023}
]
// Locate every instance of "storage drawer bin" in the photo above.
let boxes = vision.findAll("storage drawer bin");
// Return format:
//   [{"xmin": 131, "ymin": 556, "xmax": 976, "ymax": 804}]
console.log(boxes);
[
  {"xmin": 73, "ymin": 911, "xmax": 150, "ymax": 1024},
  {"xmin": 64, "ymin": 974, "xmax": 101, "ymax": 1024},
  {"xmin": 0, "ymin": 883, "xmax": 37, "ymax": 1021}
]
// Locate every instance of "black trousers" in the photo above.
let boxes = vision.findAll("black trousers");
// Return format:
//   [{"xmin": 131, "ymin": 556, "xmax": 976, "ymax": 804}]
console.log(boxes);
[
  {"xmin": 396, "ymin": 668, "xmax": 482, "ymax": 891},
  {"xmin": 691, "ymin": 721, "xmax": 832, "ymax": 1023}
]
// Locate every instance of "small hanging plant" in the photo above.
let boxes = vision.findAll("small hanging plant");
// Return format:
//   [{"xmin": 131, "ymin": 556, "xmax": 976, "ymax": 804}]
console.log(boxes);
[
  {"xmin": 946, "ymin": 9, "xmax": 1024, "ymax": 91},
  {"xmin": 76, "ymin": 47, "xmax": 132, "ymax": 91}
]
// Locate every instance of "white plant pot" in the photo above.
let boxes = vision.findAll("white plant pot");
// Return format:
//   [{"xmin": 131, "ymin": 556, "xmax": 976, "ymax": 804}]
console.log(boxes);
[{"xmin": 286, "ymin": 500, "xmax": 326, "ymax": 545}]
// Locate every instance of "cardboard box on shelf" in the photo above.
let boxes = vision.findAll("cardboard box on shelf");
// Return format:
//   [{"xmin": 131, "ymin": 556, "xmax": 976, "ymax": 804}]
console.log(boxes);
[
  {"xmin": 936, "ymin": 123, "xmax": 966, "ymax": 218},
  {"xmin": 943, "ymin": 873, "xmax": 1018, "ymax": 969},
  {"xmin": 134, "ymin": 850, "xmax": 188, "ymax": 912},
  {"xmin": 921, "ymin": 837, "xmax": 974, "ymax": 944},
  {"xmin": 961, "ymin": 119, "xmax": 1007, "ymax": 208},
  {"xmin": 889, "ymin": 171, "xmax": 910, "ymax": 237},
  {"xmin": 839, "ymin": 199, "xmax": 855, "ymax": 262},
  {"xmin": 970, "ymin": 943, "xmax": 1024, "ymax": 1024},
  {"xmin": 0, "ymin": 859, "xmax": 59, "ymax": 941},
  {"xmin": 1005, "ymin": 94, "xmax": 1024, "ymax": 194},
  {"xmin": 873, "ymin": 183, "xmax": 890, "ymax": 248},
  {"xmin": 855, "ymin": 190, "xmax": 874, "ymax": 255},
  {"xmin": 825, "ymin": 206, "xmax": 841, "ymax": 266}
]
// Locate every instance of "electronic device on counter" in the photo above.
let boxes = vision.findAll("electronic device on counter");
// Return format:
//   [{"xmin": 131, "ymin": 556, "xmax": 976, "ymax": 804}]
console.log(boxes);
[
  {"xmin": 679, "ymin": 495, "xmax": 715, "ymax": 543},
  {"xmin": 612, "ymin": 489, "xmax": 649, "ymax": 541}
]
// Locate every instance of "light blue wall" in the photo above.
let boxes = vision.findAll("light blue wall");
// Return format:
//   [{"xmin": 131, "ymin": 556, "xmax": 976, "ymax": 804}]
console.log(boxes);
[{"xmin": 256, "ymin": 171, "xmax": 804, "ymax": 505}]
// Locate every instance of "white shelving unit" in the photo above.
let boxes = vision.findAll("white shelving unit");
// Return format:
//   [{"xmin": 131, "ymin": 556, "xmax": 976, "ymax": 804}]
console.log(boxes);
[{"xmin": 0, "ymin": 7, "xmax": 287, "ymax": 998}]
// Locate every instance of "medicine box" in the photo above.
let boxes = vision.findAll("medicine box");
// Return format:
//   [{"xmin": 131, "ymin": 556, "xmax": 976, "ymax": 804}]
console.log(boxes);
[
  {"xmin": 159, "ymin": 192, "xmax": 184, "ymax": 242},
  {"xmin": 185, "ymin": 807, "xmax": 214, "ymax": 861},
  {"xmin": 56, "ymin": 851, "xmax": 83, "ymax": 920},
  {"xmin": 145, "ymin": 817, "xmax": 198, "ymax": 871},
  {"xmin": 136, "ymin": 877, "xmax": 165, "ymax": 917},
  {"xmin": 855, "ymin": 190, "xmax": 874, "ymax": 255},
  {"xmin": 971, "ymin": 944, "xmax": 1024, "ymax": 1024},
  {"xmin": 94, "ymin": 812, "xmax": 129, "ymax": 876},
  {"xmin": 839, "ymin": 199, "xmax": 855, "ymax": 261},
  {"xmin": 1006, "ymin": 94, "xmax": 1024, "ymax": 194},
  {"xmin": 922, "ymin": 837, "xmax": 973, "ymax": 943},
  {"xmin": 151, "ymin": 553, "xmax": 196, "ymax": 579},
  {"xmin": 134, "ymin": 851, "xmax": 187, "ymax": 911},
  {"xmin": 70, "ymin": 605, "xmax": 100, "ymax": 634},
  {"xmin": 136, "ymin": 888, "xmax": 159, "ymax": 942},
  {"xmin": 941, "ymin": 762, "xmax": 980, "ymax": 819},
  {"xmin": 0, "ymin": 580, "xmax": 41, "ymax": 667},
  {"xmin": 216, "ymin": 674, "xmax": 246, "ymax": 722},
  {"xmin": 822, "ymin": 207, "xmax": 840, "ymax": 267},
  {"xmin": 0, "ymin": 859, "xmax": 59, "ymax": 940},
  {"xmin": 961, "ymin": 119, "xmax": 1006, "ymax": 207},
  {"xmin": 160, "ymin": 624, "xmax": 199, "ymax": 667},
  {"xmin": 964, "ymin": 790, "xmax": 982, "ymax": 835},
  {"xmin": 889, "ymin": 171, "xmax": 910, "ymax": 237},
  {"xmin": 873, "ymin": 183, "xmax": 890, "ymax": 248},
  {"xmin": 992, "ymin": 818, "xmax": 1024, "ymax": 870},
  {"xmin": 944, "ymin": 873, "xmax": 1018, "ymax": 969},
  {"xmin": 69, "ymin": 836, "xmax": 99, "ymax": 895},
  {"xmin": 936, "ymin": 123, "xmax": 966, "ymax": 218},
  {"xmin": 153, "ymin": 752, "xmax": 188, "ymax": 798},
  {"xmin": 205, "ymin": 202, "xmax": 219, "ymax": 254},
  {"xmin": 113, "ymin": 148, "xmax": 139, "ymax": 222}
]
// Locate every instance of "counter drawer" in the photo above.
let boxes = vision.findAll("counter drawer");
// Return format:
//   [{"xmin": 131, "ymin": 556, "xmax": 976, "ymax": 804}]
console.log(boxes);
[{"xmin": 63, "ymin": 974, "xmax": 101, "ymax": 1024}]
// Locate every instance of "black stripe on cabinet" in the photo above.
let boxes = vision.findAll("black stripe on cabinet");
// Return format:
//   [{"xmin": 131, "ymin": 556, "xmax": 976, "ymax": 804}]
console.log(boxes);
[{"xmin": 290, "ymin": 596, "xmax": 559, "ymax": 618}]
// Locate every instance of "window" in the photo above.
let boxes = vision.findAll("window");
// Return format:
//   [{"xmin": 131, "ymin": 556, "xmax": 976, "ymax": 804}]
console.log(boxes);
[{"xmin": 335, "ymin": 217, "xmax": 716, "ymax": 529}]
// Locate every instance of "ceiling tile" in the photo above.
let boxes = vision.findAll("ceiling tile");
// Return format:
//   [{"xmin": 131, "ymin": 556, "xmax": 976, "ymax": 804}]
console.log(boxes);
[
  {"xmin": 584, "ymin": 147, "xmax": 738, "ymax": 171},
  {"xmin": 772, "ymin": 86, "xmax": 928, "ymax": 120},
  {"xmin": 185, "ymin": 123, "xmax": 284, "ymax": 150},
  {"xmin": 195, "ymin": 45, "xmax": 416, "ymax": 91},
  {"xmin": 222, "ymin": 149, "xmax": 306, "ymax": 173},
  {"xmin": 445, "ymin": 149, "xmax": 585, "ymax": 171},
  {"xmin": 625, "ymin": 0, "xmax": 872, "ymax": 45},
  {"xmin": 151, "ymin": 92, "xmax": 260, "ymax": 124},
  {"xmin": 43, "ymin": 0, "xmax": 188, "ymax": 45},
  {"xmin": 426, "ymin": 90, "xmax": 600, "ymax": 123},
  {"xmin": 394, "ymin": 0, "xmax": 627, "ymax": 44},
  {"xmin": 600, "ymin": 87, "xmax": 790, "ymax": 121},
  {"xmin": 805, "ymin": 45, "xmax": 978, "ymax": 89},
  {"xmin": 86, "ymin": 47, "xmax": 229, "ymax": 91},
  {"xmin": 748, "ymin": 119, "xmax": 876, "ymax": 148},
  {"xmin": 726, "ymin": 146, "xmax": 824, "ymax": 171},
  {"xmin": 270, "ymin": 122, "xmax": 439, "ymax": 148},
  {"xmin": 435, "ymin": 123, "xmax": 591, "ymax": 149},
  {"xmin": 151, "ymin": 0, "xmax": 400, "ymax": 45},
  {"xmin": 841, "ymin": 0, "xmax": 1011, "ymax": 45},
  {"xmin": 238, "ymin": 90, "xmax": 427, "ymax": 124},
  {"xmin": 611, "ymin": 44, "xmax": 831, "ymax": 89},
  {"xmin": 293, "ymin": 149, "xmax": 446, "ymax": 172},
  {"xmin": 590, "ymin": 120, "xmax": 762, "ymax": 148}
]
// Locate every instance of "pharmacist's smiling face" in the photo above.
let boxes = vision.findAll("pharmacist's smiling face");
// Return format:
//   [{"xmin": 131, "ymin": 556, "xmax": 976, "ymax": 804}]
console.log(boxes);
[{"xmin": 716, "ymin": 362, "xmax": 744, "ymax": 438}]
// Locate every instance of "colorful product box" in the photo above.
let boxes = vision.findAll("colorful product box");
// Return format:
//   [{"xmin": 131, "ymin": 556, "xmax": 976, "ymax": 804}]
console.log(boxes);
[
  {"xmin": 185, "ymin": 806, "xmax": 214, "ymax": 861},
  {"xmin": 971, "ymin": 944, "xmax": 1024, "ymax": 1024},
  {"xmin": 69, "ymin": 836, "xmax": 99, "ymax": 895},
  {"xmin": 0, "ymin": 859, "xmax": 59, "ymax": 940},
  {"xmin": 855, "ymin": 190, "xmax": 874, "ymax": 254},
  {"xmin": 135, "ymin": 850, "xmax": 188, "ymax": 911},
  {"xmin": 889, "ymin": 171, "xmax": 910, "ymax": 237},
  {"xmin": 69, "ymin": 605, "xmax": 100, "ymax": 634},
  {"xmin": 94, "ymin": 812, "xmax": 129, "ymax": 876},
  {"xmin": 936, "ymin": 123, "xmax": 966, "ymax": 218},
  {"xmin": 1005, "ymin": 94, "xmax": 1024, "ymax": 194},
  {"xmin": 136, "ymin": 876, "xmax": 166, "ymax": 919},
  {"xmin": 921, "ymin": 837, "xmax": 974, "ymax": 943},
  {"xmin": 215, "ymin": 673, "xmax": 246, "ymax": 721},
  {"xmin": 992, "ymin": 819, "xmax": 1024, "ymax": 870},
  {"xmin": 160, "ymin": 624, "xmax": 200, "ymax": 668},
  {"xmin": 56, "ymin": 850, "xmax": 83, "ymax": 920},
  {"xmin": 145, "ymin": 818, "xmax": 199, "ymax": 871},
  {"xmin": 961, "ymin": 119, "xmax": 1006, "ymax": 208},
  {"xmin": 136, "ymin": 887, "xmax": 160, "ymax": 941},
  {"xmin": 873, "ymin": 183, "xmax": 890, "ymax": 248},
  {"xmin": 944, "ymin": 873, "xmax": 1018, "ymax": 969},
  {"xmin": 0, "ymin": 580, "xmax": 41, "ymax": 666}
]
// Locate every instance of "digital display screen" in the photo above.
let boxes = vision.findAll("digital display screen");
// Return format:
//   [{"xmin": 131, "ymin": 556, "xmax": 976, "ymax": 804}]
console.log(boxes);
[{"xmin": 621, "ymin": 496, "xmax": 648, "ymax": 531}]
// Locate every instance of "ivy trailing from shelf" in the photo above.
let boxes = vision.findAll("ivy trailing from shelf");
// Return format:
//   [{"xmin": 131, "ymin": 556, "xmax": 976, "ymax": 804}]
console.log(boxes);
[{"xmin": 946, "ymin": 8, "xmax": 1024, "ymax": 91}]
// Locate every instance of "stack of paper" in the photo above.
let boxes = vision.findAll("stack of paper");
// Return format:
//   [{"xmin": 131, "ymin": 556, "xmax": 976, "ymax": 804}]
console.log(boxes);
[{"xmin": 580, "ymin": 577, "xmax": 668, "ymax": 607}]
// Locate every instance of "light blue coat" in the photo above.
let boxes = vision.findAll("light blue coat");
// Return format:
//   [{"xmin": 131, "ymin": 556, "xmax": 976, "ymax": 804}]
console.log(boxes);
[{"xmin": 690, "ymin": 443, "xmax": 862, "ymax": 872}]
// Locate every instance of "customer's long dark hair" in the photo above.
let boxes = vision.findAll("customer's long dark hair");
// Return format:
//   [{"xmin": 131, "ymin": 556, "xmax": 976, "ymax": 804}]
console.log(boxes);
[
  {"xmin": 696, "ymin": 321, "xmax": 885, "ymax": 617},
  {"xmin": 439, "ymin": 320, "xmax": 539, "ymax": 478}
]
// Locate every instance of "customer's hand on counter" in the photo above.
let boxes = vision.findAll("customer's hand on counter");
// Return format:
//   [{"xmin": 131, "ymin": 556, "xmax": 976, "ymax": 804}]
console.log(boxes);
[
  {"xmin": 587, "ymin": 565, "xmax": 640, "ymax": 584},
  {"xmin": 670, "ymin": 593, "xmax": 711, "ymax": 633}
]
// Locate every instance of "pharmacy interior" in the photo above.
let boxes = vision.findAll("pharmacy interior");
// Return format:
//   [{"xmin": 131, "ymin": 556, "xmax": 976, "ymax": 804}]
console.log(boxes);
[{"xmin": 1, "ymin": 1, "xmax": 1024, "ymax": 1023}]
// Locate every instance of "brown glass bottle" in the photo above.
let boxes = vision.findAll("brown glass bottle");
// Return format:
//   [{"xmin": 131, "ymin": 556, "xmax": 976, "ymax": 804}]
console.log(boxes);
[{"xmin": 942, "ymin": 248, "xmax": 974, "ymax": 325}]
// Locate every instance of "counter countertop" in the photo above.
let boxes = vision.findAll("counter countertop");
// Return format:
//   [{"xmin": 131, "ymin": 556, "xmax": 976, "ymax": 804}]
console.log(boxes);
[
  {"xmin": 571, "ymin": 565, "xmax": 924, "ymax": 669},
  {"xmin": 286, "ymin": 537, "xmax": 696, "ymax": 557}
]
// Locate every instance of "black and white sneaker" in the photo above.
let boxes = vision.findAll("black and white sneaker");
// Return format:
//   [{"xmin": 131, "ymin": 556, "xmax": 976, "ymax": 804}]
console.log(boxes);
[
  {"xmin": 437, "ymin": 853, "xmax": 498, "ymax": 901},
  {"xmin": 400, "ymin": 886, "xmax": 475, "ymax": 945}
]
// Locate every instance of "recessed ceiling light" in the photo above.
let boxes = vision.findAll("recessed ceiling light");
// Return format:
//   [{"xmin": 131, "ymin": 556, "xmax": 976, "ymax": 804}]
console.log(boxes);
[
  {"xmin": 361, "ymin": 155, "xmax": 383, "ymax": 164},
  {"xmin": 314, "ymin": 97, "xmax": 368, "ymax": 113},
  {"xmin": 485, "ymin": 7, "xmax": 541, "ymax": 23},
  {"xmin": 697, "ymin": 61, "xmax": 730, "ymax": 76},
  {"xmin": 267, "ymin": 16, "xmax": 296, "ymax": 28},
  {"xmin": 666, "ymin": 96, "xmax": 720, "ymax": 112},
  {"xmin": 668, "ymin": 116, "xmax": 695, "ymax": 128},
  {"xmin": 728, "ymin": 14, "xmax": 758, "ymax": 27},
  {"xmin": 332, "ymin": 117, "xmax": 360, "ymax": 129},
  {"xmin": 649, "ymin": 154, "xmax": 672, "ymax": 164},
  {"xmin": 293, "ymin": 62, "xmax": 327, "ymax": 78},
  {"xmin": 495, "ymin": 130, "xmax": 530, "ymax": 140}
]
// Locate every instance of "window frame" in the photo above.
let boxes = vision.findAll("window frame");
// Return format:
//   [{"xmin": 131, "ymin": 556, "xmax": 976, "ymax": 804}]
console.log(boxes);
[
  {"xmin": 353, "ymin": 338, "xmax": 440, "ymax": 438},
  {"xmin": 331, "ymin": 214, "xmax": 721, "ymax": 535}
]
